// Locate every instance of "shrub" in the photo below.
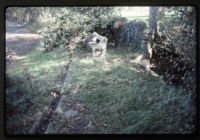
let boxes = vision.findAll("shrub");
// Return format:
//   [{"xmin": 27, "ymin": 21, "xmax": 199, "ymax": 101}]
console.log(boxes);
[
  {"xmin": 159, "ymin": 7, "xmax": 196, "ymax": 65},
  {"xmin": 117, "ymin": 20, "xmax": 147, "ymax": 50},
  {"xmin": 151, "ymin": 7, "xmax": 196, "ymax": 92},
  {"xmin": 39, "ymin": 7, "xmax": 119, "ymax": 52}
]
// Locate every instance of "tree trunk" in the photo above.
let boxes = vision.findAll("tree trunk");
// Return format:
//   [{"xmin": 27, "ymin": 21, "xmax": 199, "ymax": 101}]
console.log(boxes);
[
  {"xmin": 157, "ymin": 7, "xmax": 165, "ymax": 21},
  {"xmin": 149, "ymin": 7, "xmax": 159, "ymax": 35}
]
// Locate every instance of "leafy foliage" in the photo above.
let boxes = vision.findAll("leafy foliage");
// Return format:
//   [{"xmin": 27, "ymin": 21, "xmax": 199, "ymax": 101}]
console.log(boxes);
[
  {"xmin": 158, "ymin": 6, "xmax": 196, "ymax": 65},
  {"xmin": 6, "ymin": 69, "xmax": 35, "ymax": 133},
  {"xmin": 118, "ymin": 20, "xmax": 147, "ymax": 49},
  {"xmin": 150, "ymin": 7, "xmax": 196, "ymax": 92},
  {"xmin": 6, "ymin": 6, "xmax": 196, "ymax": 134},
  {"xmin": 66, "ymin": 49, "xmax": 196, "ymax": 134},
  {"xmin": 6, "ymin": 7, "xmax": 39, "ymax": 25},
  {"xmin": 6, "ymin": 7, "xmax": 69, "ymax": 25},
  {"xmin": 39, "ymin": 7, "xmax": 119, "ymax": 52}
]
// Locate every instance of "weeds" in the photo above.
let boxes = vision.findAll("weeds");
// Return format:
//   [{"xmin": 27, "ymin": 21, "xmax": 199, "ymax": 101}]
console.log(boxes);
[
  {"xmin": 6, "ymin": 46, "xmax": 68, "ymax": 134},
  {"xmin": 67, "ymin": 49, "xmax": 196, "ymax": 134},
  {"xmin": 6, "ymin": 46, "xmax": 196, "ymax": 134}
]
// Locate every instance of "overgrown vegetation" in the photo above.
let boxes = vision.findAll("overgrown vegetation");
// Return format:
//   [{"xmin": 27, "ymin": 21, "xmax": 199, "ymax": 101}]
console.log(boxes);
[
  {"xmin": 6, "ymin": 6, "xmax": 196, "ymax": 134},
  {"xmin": 44, "ymin": 48, "xmax": 195, "ymax": 134},
  {"xmin": 38, "ymin": 7, "xmax": 119, "ymax": 52},
  {"xmin": 117, "ymin": 20, "xmax": 147, "ymax": 49},
  {"xmin": 150, "ymin": 6, "xmax": 196, "ymax": 92},
  {"xmin": 158, "ymin": 6, "xmax": 196, "ymax": 65},
  {"xmin": 6, "ymin": 46, "xmax": 68, "ymax": 134}
]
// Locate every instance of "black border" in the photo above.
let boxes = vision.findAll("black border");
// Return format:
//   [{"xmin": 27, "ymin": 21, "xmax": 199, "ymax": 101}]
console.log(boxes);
[{"xmin": 0, "ymin": 0, "xmax": 199, "ymax": 140}]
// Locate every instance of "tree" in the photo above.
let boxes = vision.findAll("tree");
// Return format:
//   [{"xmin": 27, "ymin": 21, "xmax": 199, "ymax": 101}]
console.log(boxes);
[
  {"xmin": 150, "ymin": 6, "xmax": 196, "ymax": 91},
  {"xmin": 40, "ymin": 7, "xmax": 118, "ymax": 52},
  {"xmin": 162, "ymin": 6, "xmax": 196, "ymax": 65},
  {"xmin": 149, "ymin": 7, "xmax": 159, "ymax": 36}
]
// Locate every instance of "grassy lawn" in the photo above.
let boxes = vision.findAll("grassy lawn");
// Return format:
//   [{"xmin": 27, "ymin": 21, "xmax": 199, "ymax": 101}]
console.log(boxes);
[
  {"xmin": 6, "ymin": 45, "xmax": 195, "ymax": 134},
  {"xmin": 6, "ymin": 46, "xmax": 68, "ymax": 133},
  {"xmin": 65, "ymin": 48, "xmax": 195, "ymax": 133}
]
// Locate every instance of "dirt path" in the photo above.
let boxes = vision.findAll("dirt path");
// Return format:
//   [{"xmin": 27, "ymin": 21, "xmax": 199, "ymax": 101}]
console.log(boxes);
[{"xmin": 6, "ymin": 20, "xmax": 41, "ymax": 60}]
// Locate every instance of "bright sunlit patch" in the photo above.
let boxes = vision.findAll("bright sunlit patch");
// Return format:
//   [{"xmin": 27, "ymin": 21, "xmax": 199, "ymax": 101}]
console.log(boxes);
[
  {"xmin": 104, "ymin": 65, "xmax": 112, "ymax": 71},
  {"xmin": 131, "ymin": 54, "xmax": 143, "ymax": 63},
  {"xmin": 129, "ymin": 67, "xmax": 140, "ymax": 73},
  {"xmin": 44, "ymin": 61, "xmax": 65, "ymax": 68},
  {"xmin": 79, "ymin": 58, "xmax": 94, "ymax": 65},
  {"xmin": 119, "ymin": 7, "xmax": 149, "ymax": 17},
  {"xmin": 36, "ymin": 47, "xmax": 44, "ymax": 51},
  {"xmin": 56, "ymin": 106, "xmax": 63, "ymax": 113},
  {"xmin": 29, "ymin": 60, "xmax": 65, "ymax": 72},
  {"xmin": 6, "ymin": 33, "xmax": 41, "ymax": 40},
  {"xmin": 11, "ymin": 54, "xmax": 26, "ymax": 60}
]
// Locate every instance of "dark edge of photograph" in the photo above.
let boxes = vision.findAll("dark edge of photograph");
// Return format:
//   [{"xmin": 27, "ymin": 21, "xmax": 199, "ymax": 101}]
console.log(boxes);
[{"xmin": 0, "ymin": 0, "xmax": 200, "ymax": 140}]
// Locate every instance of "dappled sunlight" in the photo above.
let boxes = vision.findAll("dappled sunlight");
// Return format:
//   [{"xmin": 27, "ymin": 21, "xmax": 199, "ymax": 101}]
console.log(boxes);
[
  {"xmin": 112, "ymin": 58, "xmax": 124, "ymax": 65},
  {"xmin": 68, "ymin": 55, "xmax": 141, "ymax": 93},
  {"xmin": 22, "ymin": 60, "xmax": 66, "ymax": 72},
  {"xmin": 28, "ymin": 63, "xmax": 65, "ymax": 78},
  {"xmin": 130, "ymin": 54, "xmax": 143, "ymax": 63},
  {"xmin": 35, "ymin": 46, "xmax": 45, "ymax": 51},
  {"xmin": 103, "ymin": 62, "xmax": 113, "ymax": 72},
  {"xmin": 39, "ymin": 61, "xmax": 66, "ymax": 69},
  {"xmin": 129, "ymin": 67, "xmax": 141, "ymax": 73},
  {"xmin": 77, "ymin": 58, "xmax": 121, "ymax": 73},
  {"xmin": 6, "ymin": 33, "xmax": 41, "ymax": 41},
  {"xmin": 79, "ymin": 58, "xmax": 94, "ymax": 65},
  {"xmin": 6, "ymin": 6, "xmax": 196, "ymax": 134},
  {"xmin": 56, "ymin": 106, "xmax": 64, "ymax": 114},
  {"xmin": 11, "ymin": 53, "xmax": 26, "ymax": 60},
  {"xmin": 7, "ymin": 58, "xmax": 66, "ymax": 81}
]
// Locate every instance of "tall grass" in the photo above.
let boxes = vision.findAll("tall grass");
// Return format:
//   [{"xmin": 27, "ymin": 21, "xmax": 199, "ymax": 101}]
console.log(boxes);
[
  {"xmin": 6, "ymin": 46, "xmax": 68, "ymax": 134},
  {"xmin": 67, "ymin": 49, "xmax": 196, "ymax": 134},
  {"xmin": 6, "ymin": 46, "xmax": 196, "ymax": 134}
]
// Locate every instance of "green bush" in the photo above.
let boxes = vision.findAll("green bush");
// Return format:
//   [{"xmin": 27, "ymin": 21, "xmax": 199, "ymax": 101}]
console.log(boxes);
[
  {"xmin": 39, "ymin": 7, "xmax": 119, "ymax": 52},
  {"xmin": 159, "ymin": 7, "xmax": 196, "ymax": 65},
  {"xmin": 117, "ymin": 20, "xmax": 147, "ymax": 50},
  {"xmin": 6, "ymin": 67, "xmax": 53, "ymax": 134},
  {"xmin": 153, "ymin": 7, "xmax": 196, "ymax": 92}
]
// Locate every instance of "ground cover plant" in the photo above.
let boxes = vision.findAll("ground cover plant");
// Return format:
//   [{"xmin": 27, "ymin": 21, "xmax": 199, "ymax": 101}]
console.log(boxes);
[{"xmin": 5, "ymin": 6, "xmax": 196, "ymax": 134}]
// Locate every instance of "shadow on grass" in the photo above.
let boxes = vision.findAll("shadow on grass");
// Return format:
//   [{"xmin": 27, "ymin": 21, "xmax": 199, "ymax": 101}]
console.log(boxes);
[
  {"xmin": 6, "ymin": 72, "xmax": 55, "ymax": 134},
  {"xmin": 5, "ymin": 47, "xmax": 196, "ymax": 134},
  {"xmin": 64, "ymin": 55, "xmax": 196, "ymax": 134}
]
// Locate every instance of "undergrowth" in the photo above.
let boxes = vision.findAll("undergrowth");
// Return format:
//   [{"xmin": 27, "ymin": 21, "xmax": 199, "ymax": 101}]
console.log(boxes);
[
  {"xmin": 6, "ymin": 46, "xmax": 196, "ymax": 134},
  {"xmin": 66, "ymin": 48, "xmax": 196, "ymax": 134},
  {"xmin": 6, "ymin": 46, "xmax": 68, "ymax": 134}
]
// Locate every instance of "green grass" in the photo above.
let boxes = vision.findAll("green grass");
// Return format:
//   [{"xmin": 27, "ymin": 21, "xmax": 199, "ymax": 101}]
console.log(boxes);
[
  {"xmin": 63, "ymin": 48, "xmax": 196, "ymax": 134},
  {"xmin": 6, "ymin": 46, "xmax": 69, "ymax": 134},
  {"xmin": 6, "ymin": 45, "xmax": 196, "ymax": 134}
]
